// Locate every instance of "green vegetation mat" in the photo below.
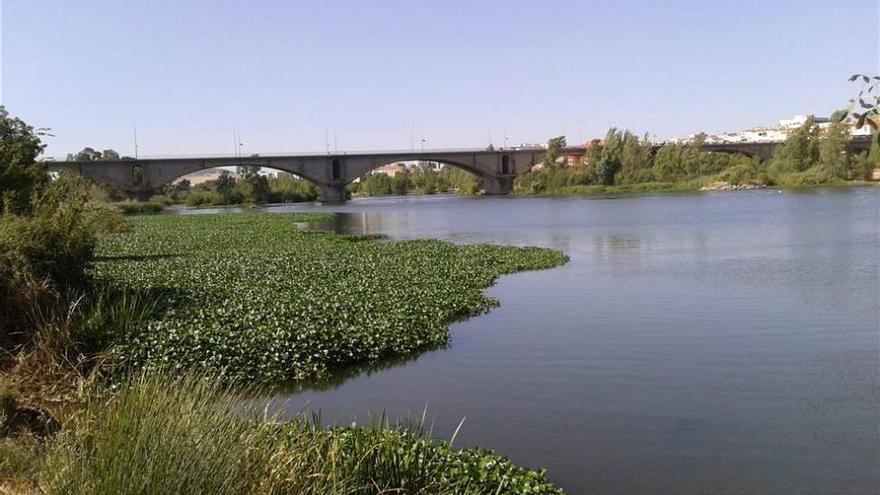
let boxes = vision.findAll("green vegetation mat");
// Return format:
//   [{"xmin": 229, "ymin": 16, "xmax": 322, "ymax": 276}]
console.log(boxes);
[{"xmin": 95, "ymin": 213, "xmax": 567, "ymax": 382}]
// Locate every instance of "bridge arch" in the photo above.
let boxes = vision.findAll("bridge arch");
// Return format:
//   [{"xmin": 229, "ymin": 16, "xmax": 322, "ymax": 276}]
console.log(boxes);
[
  {"xmin": 348, "ymin": 157, "xmax": 488, "ymax": 198},
  {"xmin": 149, "ymin": 160, "xmax": 327, "ymax": 191},
  {"xmin": 353, "ymin": 157, "xmax": 491, "ymax": 181}
]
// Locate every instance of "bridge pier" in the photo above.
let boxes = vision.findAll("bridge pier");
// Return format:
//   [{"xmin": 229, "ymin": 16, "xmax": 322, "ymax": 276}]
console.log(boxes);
[
  {"xmin": 319, "ymin": 184, "xmax": 348, "ymax": 204},
  {"xmin": 482, "ymin": 176, "xmax": 513, "ymax": 195}
]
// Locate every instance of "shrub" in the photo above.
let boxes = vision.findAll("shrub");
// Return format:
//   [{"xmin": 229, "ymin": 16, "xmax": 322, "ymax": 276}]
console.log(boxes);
[
  {"xmin": 183, "ymin": 190, "xmax": 221, "ymax": 206},
  {"xmin": 0, "ymin": 175, "xmax": 130, "ymax": 346},
  {"xmin": 113, "ymin": 200, "xmax": 165, "ymax": 214}
]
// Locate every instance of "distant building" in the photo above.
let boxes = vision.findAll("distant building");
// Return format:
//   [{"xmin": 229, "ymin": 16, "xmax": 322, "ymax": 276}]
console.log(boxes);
[
  {"xmin": 778, "ymin": 114, "xmax": 830, "ymax": 129},
  {"xmin": 371, "ymin": 162, "xmax": 408, "ymax": 177},
  {"xmin": 692, "ymin": 114, "xmax": 873, "ymax": 145}
]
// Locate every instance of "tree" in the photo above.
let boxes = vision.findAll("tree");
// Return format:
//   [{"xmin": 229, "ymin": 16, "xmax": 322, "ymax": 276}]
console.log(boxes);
[
  {"xmin": 543, "ymin": 136, "xmax": 566, "ymax": 170},
  {"xmin": 818, "ymin": 120, "xmax": 851, "ymax": 178},
  {"xmin": 364, "ymin": 173, "xmax": 393, "ymax": 196},
  {"xmin": 216, "ymin": 170, "xmax": 236, "ymax": 204},
  {"xmin": 769, "ymin": 116, "xmax": 820, "ymax": 174},
  {"xmin": 236, "ymin": 165, "xmax": 269, "ymax": 203},
  {"xmin": 652, "ymin": 143, "xmax": 686, "ymax": 181},
  {"xmin": 617, "ymin": 132, "xmax": 654, "ymax": 183},
  {"xmin": 390, "ymin": 172, "xmax": 411, "ymax": 195},
  {"xmin": 100, "ymin": 149, "xmax": 120, "ymax": 160},
  {"xmin": 0, "ymin": 106, "xmax": 48, "ymax": 214},
  {"xmin": 66, "ymin": 147, "xmax": 120, "ymax": 162}
]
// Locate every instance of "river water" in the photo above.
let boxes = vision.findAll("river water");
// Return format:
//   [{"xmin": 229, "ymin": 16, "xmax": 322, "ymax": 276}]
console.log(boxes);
[{"xmin": 247, "ymin": 189, "xmax": 877, "ymax": 494}]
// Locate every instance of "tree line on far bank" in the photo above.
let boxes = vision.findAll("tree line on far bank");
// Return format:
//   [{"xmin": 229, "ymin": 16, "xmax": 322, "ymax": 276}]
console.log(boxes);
[{"xmin": 516, "ymin": 115, "xmax": 878, "ymax": 194}]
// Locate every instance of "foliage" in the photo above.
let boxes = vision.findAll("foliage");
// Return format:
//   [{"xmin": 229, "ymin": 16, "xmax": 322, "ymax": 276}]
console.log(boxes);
[
  {"xmin": 516, "ymin": 118, "xmax": 875, "ymax": 196},
  {"xmin": 267, "ymin": 174, "xmax": 318, "ymax": 203},
  {"xmin": 542, "ymin": 136, "xmax": 566, "ymax": 170},
  {"xmin": 65, "ymin": 148, "xmax": 120, "ymax": 162},
  {"xmin": 817, "ymin": 120, "xmax": 851, "ymax": 178},
  {"xmin": 354, "ymin": 164, "xmax": 481, "ymax": 197},
  {"xmin": 113, "ymin": 200, "xmax": 165, "ymax": 214},
  {"xmin": 183, "ymin": 190, "xmax": 221, "ymax": 206},
  {"xmin": 237, "ymin": 165, "xmax": 270, "ymax": 203},
  {"xmin": 0, "ymin": 171, "xmax": 133, "ymax": 346},
  {"xmin": 94, "ymin": 213, "xmax": 567, "ymax": 382},
  {"xmin": 0, "ymin": 106, "xmax": 48, "ymax": 215},
  {"xmin": 215, "ymin": 171, "xmax": 236, "ymax": 204},
  {"xmin": 38, "ymin": 373, "xmax": 564, "ymax": 495},
  {"xmin": 769, "ymin": 116, "xmax": 821, "ymax": 174},
  {"xmin": 171, "ymin": 173, "xmax": 318, "ymax": 205},
  {"xmin": 844, "ymin": 74, "xmax": 880, "ymax": 140}
]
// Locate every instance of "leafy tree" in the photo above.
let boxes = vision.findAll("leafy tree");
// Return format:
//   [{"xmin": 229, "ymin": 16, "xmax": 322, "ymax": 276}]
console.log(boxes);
[
  {"xmin": 267, "ymin": 174, "xmax": 317, "ymax": 202},
  {"xmin": 0, "ymin": 106, "xmax": 48, "ymax": 214},
  {"xmin": 216, "ymin": 171, "xmax": 236, "ymax": 204},
  {"xmin": 391, "ymin": 172, "xmax": 411, "ymax": 195},
  {"xmin": 818, "ymin": 120, "xmax": 851, "ymax": 178},
  {"xmin": 100, "ymin": 149, "xmax": 120, "ymax": 160},
  {"xmin": 617, "ymin": 132, "xmax": 654, "ymax": 183},
  {"xmin": 769, "ymin": 116, "xmax": 820, "ymax": 174},
  {"xmin": 364, "ymin": 173, "xmax": 393, "ymax": 196},
  {"xmin": 66, "ymin": 147, "xmax": 121, "ymax": 162},
  {"xmin": 440, "ymin": 166, "xmax": 481, "ymax": 194},
  {"xmin": 543, "ymin": 136, "xmax": 566, "ymax": 170}
]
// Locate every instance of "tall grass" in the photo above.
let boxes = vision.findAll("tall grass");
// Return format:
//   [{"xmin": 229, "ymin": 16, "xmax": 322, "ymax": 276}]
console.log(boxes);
[
  {"xmin": 38, "ymin": 374, "xmax": 564, "ymax": 495},
  {"xmin": 39, "ymin": 374, "xmax": 271, "ymax": 495}
]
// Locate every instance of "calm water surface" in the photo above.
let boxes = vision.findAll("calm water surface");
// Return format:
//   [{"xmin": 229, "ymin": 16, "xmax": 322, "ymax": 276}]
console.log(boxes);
[{"xmin": 247, "ymin": 189, "xmax": 877, "ymax": 495}]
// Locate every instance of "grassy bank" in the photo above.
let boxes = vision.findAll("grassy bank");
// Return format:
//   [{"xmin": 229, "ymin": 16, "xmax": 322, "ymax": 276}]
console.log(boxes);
[
  {"xmin": 6, "ymin": 374, "xmax": 560, "ymax": 494},
  {"xmin": 516, "ymin": 180, "xmax": 703, "ymax": 196},
  {"xmin": 94, "ymin": 213, "xmax": 567, "ymax": 382}
]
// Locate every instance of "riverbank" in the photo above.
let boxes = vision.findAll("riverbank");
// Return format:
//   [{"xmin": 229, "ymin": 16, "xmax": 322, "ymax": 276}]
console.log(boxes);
[{"xmin": 509, "ymin": 179, "xmax": 878, "ymax": 197}]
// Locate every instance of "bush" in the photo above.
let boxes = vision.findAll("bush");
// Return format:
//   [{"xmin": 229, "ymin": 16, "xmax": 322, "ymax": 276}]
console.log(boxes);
[
  {"xmin": 148, "ymin": 195, "xmax": 172, "ymax": 206},
  {"xmin": 183, "ymin": 190, "xmax": 221, "ymax": 206},
  {"xmin": 716, "ymin": 159, "xmax": 768, "ymax": 185},
  {"xmin": 113, "ymin": 200, "xmax": 165, "ymax": 214},
  {"xmin": 0, "ymin": 175, "xmax": 130, "ymax": 346}
]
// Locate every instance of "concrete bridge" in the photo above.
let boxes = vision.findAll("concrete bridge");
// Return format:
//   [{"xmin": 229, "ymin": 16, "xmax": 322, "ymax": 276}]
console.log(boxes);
[
  {"xmin": 48, "ymin": 148, "xmax": 551, "ymax": 202},
  {"xmin": 47, "ymin": 136, "xmax": 873, "ymax": 202}
]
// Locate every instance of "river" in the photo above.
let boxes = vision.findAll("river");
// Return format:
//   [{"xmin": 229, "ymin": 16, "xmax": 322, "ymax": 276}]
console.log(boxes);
[{"xmin": 226, "ymin": 188, "xmax": 877, "ymax": 494}]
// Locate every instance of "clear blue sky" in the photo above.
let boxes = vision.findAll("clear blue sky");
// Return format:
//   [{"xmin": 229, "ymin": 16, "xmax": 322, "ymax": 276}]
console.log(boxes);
[{"xmin": 3, "ymin": 0, "xmax": 878, "ymax": 158}]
